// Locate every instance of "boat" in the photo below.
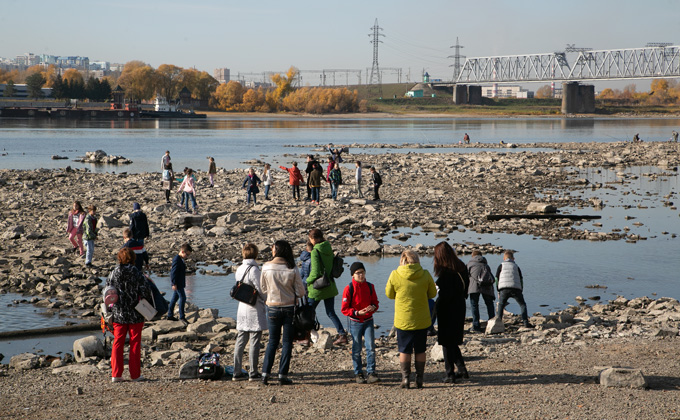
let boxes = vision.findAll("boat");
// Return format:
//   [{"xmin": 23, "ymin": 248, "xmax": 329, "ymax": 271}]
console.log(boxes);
[{"xmin": 139, "ymin": 96, "xmax": 206, "ymax": 119}]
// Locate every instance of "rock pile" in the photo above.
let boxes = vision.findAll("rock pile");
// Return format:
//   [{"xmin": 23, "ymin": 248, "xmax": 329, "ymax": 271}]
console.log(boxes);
[{"xmin": 73, "ymin": 150, "xmax": 132, "ymax": 164}]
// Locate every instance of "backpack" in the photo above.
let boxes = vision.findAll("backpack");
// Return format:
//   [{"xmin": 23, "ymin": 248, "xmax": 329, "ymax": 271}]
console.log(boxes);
[
  {"xmin": 197, "ymin": 352, "xmax": 224, "ymax": 380},
  {"xmin": 346, "ymin": 281, "xmax": 376, "ymax": 308},
  {"xmin": 331, "ymin": 255, "xmax": 344, "ymax": 279},
  {"xmin": 477, "ymin": 264, "xmax": 495, "ymax": 286},
  {"xmin": 130, "ymin": 212, "xmax": 149, "ymax": 240}
]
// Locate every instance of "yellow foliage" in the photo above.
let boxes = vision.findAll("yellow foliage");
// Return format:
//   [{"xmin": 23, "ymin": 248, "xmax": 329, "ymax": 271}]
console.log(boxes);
[
  {"xmin": 535, "ymin": 85, "xmax": 552, "ymax": 99},
  {"xmin": 281, "ymin": 86, "xmax": 358, "ymax": 114},
  {"xmin": 240, "ymin": 88, "xmax": 267, "ymax": 112},
  {"xmin": 0, "ymin": 68, "xmax": 19, "ymax": 84},
  {"xmin": 62, "ymin": 68, "xmax": 84, "ymax": 85},
  {"xmin": 155, "ymin": 64, "xmax": 183, "ymax": 100},
  {"xmin": 118, "ymin": 61, "xmax": 156, "ymax": 101},
  {"xmin": 211, "ymin": 81, "xmax": 245, "ymax": 110}
]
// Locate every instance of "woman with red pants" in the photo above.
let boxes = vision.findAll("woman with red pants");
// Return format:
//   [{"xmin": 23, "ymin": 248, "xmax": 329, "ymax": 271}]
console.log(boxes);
[{"xmin": 107, "ymin": 247, "xmax": 150, "ymax": 382}]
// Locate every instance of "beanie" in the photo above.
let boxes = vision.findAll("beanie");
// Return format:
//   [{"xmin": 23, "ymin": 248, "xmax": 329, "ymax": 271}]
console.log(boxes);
[
  {"xmin": 133, "ymin": 202, "xmax": 141, "ymax": 210},
  {"xmin": 350, "ymin": 262, "xmax": 365, "ymax": 276}
]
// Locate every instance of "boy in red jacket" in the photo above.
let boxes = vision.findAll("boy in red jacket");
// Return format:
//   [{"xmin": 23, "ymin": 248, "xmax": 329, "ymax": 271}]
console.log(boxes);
[
  {"xmin": 341, "ymin": 262, "xmax": 380, "ymax": 384},
  {"xmin": 279, "ymin": 162, "xmax": 304, "ymax": 201}
]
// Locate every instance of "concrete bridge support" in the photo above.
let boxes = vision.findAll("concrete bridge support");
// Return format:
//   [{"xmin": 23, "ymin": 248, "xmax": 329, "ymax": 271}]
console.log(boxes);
[
  {"xmin": 453, "ymin": 85, "xmax": 482, "ymax": 105},
  {"xmin": 561, "ymin": 82, "xmax": 595, "ymax": 114}
]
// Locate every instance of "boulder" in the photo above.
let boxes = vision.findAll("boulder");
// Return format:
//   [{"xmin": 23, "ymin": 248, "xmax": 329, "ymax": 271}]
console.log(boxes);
[
  {"xmin": 186, "ymin": 319, "xmax": 217, "ymax": 334},
  {"xmin": 51, "ymin": 364, "xmax": 98, "ymax": 376},
  {"xmin": 486, "ymin": 317, "xmax": 504, "ymax": 334},
  {"xmin": 526, "ymin": 202, "xmax": 557, "ymax": 213},
  {"xmin": 356, "ymin": 239, "xmax": 381, "ymax": 255},
  {"xmin": 98, "ymin": 215, "xmax": 125, "ymax": 228},
  {"xmin": 599, "ymin": 367, "xmax": 647, "ymax": 389},
  {"xmin": 429, "ymin": 344, "xmax": 445, "ymax": 362},
  {"xmin": 216, "ymin": 213, "xmax": 239, "ymax": 226},
  {"xmin": 176, "ymin": 214, "xmax": 205, "ymax": 227},
  {"xmin": 315, "ymin": 331, "xmax": 333, "ymax": 350},
  {"xmin": 199, "ymin": 308, "xmax": 219, "ymax": 319},
  {"xmin": 9, "ymin": 353, "xmax": 40, "ymax": 370},
  {"xmin": 179, "ymin": 359, "xmax": 199, "ymax": 379},
  {"xmin": 157, "ymin": 331, "xmax": 199, "ymax": 343},
  {"xmin": 73, "ymin": 336, "xmax": 105, "ymax": 362}
]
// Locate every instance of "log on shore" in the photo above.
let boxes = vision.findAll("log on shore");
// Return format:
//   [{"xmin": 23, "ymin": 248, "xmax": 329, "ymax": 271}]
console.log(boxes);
[
  {"xmin": 0, "ymin": 323, "xmax": 101, "ymax": 339},
  {"xmin": 486, "ymin": 214, "xmax": 602, "ymax": 221}
]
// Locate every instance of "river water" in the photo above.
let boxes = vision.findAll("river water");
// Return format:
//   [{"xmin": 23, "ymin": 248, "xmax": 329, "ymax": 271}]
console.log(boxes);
[{"xmin": 0, "ymin": 116, "xmax": 678, "ymax": 361}]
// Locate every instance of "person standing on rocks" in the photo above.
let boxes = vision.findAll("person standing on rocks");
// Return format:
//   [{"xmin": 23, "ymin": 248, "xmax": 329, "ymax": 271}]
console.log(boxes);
[
  {"xmin": 122, "ymin": 228, "xmax": 149, "ymax": 273},
  {"xmin": 232, "ymin": 243, "xmax": 267, "ymax": 381},
  {"xmin": 370, "ymin": 166, "xmax": 382, "ymax": 201},
  {"xmin": 178, "ymin": 169, "xmax": 199, "ymax": 214},
  {"xmin": 329, "ymin": 162, "xmax": 342, "ymax": 201},
  {"xmin": 466, "ymin": 250, "xmax": 496, "ymax": 333},
  {"xmin": 386, "ymin": 249, "xmax": 437, "ymax": 389},
  {"xmin": 279, "ymin": 162, "xmax": 303, "ymax": 201},
  {"xmin": 307, "ymin": 228, "xmax": 348, "ymax": 345},
  {"xmin": 260, "ymin": 240, "xmax": 305, "ymax": 385},
  {"xmin": 304, "ymin": 155, "xmax": 319, "ymax": 201},
  {"xmin": 355, "ymin": 161, "xmax": 364, "ymax": 198},
  {"xmin": 672, "ymin": 130, "xmax": 678, "ymax": 142},
  {"xmin": 82, "ymin": 205, "xmax": 97, "ymax": 267},
  {"xmin": 207, "ymin": 157, "xmax": 216, "ymax": 188},
  {"xmin": 66, "ymin": 200, "xmax": 86, "ymax": 256},
  {"xmin": 308, "ymin": 163, "xmax": 323, "ymax": 205},
  {"xmin": 129, "ymin": 202, "xmax": 150, "ymax": 244},
  {"xmin": 107, "ymin": 247, "xmax": 151, "ymax": 382},
  {"xmin": 242, "ymin": 167, "xmax": 261, "ymax": 205},
  {"xmin": 463, "ymin": 133, "xmax": 470, "ymax": 144},
  {"xmin": 161, "ymin": 150, "xmax": 171, "ymax": 171},
  {"xmin": 325, "ymin": 156, "xmax": 335, "ymax": 183},
  {"xmin": 495, "ymin": 250, "xmax": 533, "ymax": 328},
  {"xmin": 433, "ymin": 242, "xmax": 470, "ymax": 383},
  {"xmin": 261, "ymin": 163, "xmax": 273, "ymax": 200},
  {"xmin": 166, "ymin": 243, "xmax": 192, "ymax": 322},
  {"xmin": 162, "ymin": 162, "xmax": 174, "ymax": 203}
]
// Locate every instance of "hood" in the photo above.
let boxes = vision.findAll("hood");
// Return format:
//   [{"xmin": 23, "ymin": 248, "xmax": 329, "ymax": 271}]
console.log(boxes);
[
  {"xmin": 313, "ymin": 241, "xmax": 333, "ymax": 258},
  {"xmin": 468, "ymin": 255, "xmax": 487, "ymax": 265},
  {"xmin": 394, "ymin": 263, "xmax": 424, "ymax": 280},
  {"xmin": 299, "ymin": 250, "xmax": 311, "ymax": 262}
]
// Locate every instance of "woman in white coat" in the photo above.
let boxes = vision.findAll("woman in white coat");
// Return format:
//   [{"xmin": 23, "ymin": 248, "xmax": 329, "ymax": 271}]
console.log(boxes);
[{"xmin": 232, "ymin": 243, "xmax": 267, "ymax": 381}]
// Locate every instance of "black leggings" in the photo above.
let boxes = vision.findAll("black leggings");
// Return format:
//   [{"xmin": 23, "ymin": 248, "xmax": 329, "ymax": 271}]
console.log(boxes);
[
  {"xmin": 443, "ymin": 345, "xmax": 463, "ymax": 377},
  {"xmin": 165, "ymin": 190, "xmax": 171, "ymax": 201}
]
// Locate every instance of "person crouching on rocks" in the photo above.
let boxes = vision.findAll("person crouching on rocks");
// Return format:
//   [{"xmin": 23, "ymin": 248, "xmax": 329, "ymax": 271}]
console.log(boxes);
[
  {"xmin": 495, "ymin": 250, "xmax": 533, "ymax": 328},
  {"xmin": 67, "ymin": 200, "xmax": 86, "ymax": 256}
]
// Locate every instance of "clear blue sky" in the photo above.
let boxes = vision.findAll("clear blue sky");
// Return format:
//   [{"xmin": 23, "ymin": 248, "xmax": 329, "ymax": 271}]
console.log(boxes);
[{"xmin": 2, "ymin": 0, "xmax": 677, "ymax": 88}]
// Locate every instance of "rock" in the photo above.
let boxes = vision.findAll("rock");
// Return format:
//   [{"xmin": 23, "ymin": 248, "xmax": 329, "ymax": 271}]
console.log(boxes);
[
  {"xmin": 3, "ymin": 225, "xmax": 24, "ymax": 240},
  {"xmin": 98, "ymin": 215, "xmax": 125, "ymax": 228},
  {"xmin": 177, "ymin": 214, "xmax": 205, "ymax": 227},
  {"xmin": 486, "ymin": 317, "xmax": 504, "ymax": 334},
  {"xmin": 186, "ymin": 319, "xmax": 217, "ymax": 334},
  {"xmin": 526, "ymin": 202, "xmax": 557, "ymax": 213},
  {"xmin": 599, "ymin": 367, "xmax": 647, "ymax": 389},
  {"xmin": 157, "ymin": 331, "xmax": 199, "ymax": 343},
  {"xmin": 356, "ymin": 239, "xmax": 381, "ymax": 254},
  {"xmin": 186, "ymin": 226, "xmax": 205, "ymax": 236},
  {"xmin": 51, "ymin": 364, "xmax": 99, "ymax": 376},
  {"xmin": 315, "ymin": 331, "xmax": 333, "ymax": 350},
  {"xmin": 429, "ymin": 344, "xmax": 444, "ymax": 362},
  {"xmin": 652, "ymin": 328, "xmax": 678, "ymax": 337},
  {"xmin": 9, "ymin": 353, "xmax": 40, "ymax": 370},
  {"xmin": 216, "ymin": 213, "xmax": 239, "ymax": 226},
  {"xmin": 179, "ymin": 359, "xmax": 199, "ymax": 379},
  {"xmin": 199, "ymin": 308, "xmax": 219, "ymax": 319},
  {"xmin": 73, "ymin": 336, "xmax": 105, "ymax": 362}
]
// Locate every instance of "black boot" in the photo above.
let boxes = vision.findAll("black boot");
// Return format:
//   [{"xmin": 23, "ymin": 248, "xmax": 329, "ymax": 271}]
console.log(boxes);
[
  {"xmin": 455, "ymin": 359, "xmax": 469, "ymax": 379},
  {"xmin": 400, "ymin": 361, "xmax": 411, "ymax": 389},
  {"xmin": 414, "ymin": 361, "xmax": 425, "ymax": 389}
]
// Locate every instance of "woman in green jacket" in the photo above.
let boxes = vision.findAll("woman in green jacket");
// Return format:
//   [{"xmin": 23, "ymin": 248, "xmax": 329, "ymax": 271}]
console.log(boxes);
[
  {"xmin": 306, "ymin": 228, "xmax": 347, "ymax": 345},
  {"xmin": 386, "ymin": 249, "xmax": 437, "ymax": 389}
]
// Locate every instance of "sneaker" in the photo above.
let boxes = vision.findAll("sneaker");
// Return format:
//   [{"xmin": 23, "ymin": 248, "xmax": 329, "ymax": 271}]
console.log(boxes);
[
  {"xmin": 523, "ymin": 322, "xmax": 535, "ymax": 328},
  {"xmin": 249, "ymin": 373, "xmax": 262, "ymax": 382},
  {"xmin": 366, "ymin": 374, "xmax": 381, "ymax": 384},
  {"xmin": 166, "ymin": 315, "xmax": 178, "ymax": 321},
  {"xmin": 355, "ymin": 373, "xmax": 367, "ymax": 384},
  {"xmin": 232, "ymin": 373, "xmax": 248, "ymax": 382},
  {"xmin": 279, "ymin": 377, "xmax": 293, "ymax": 385},
  {"xmin": 85, "ymin": 262, "xmax": 93, "ymax": 267},
  {"xmin": 131, "ymin": 376, "xmax": 146, "ymax": 382},
  {"xmin": 111, "ymin": 377, "xmax": 124, "ymax": 383},
  {"xmin": 179, "ymin": 318, "xmax": 188, "ymax": 325},
  {"xmin": 262, "ymin": 375, "xmax": 269, "ymax": 386},
  {"xmin": 443, "ymin": 376, "xmax": 455, "ymax": 384},
  {"xmin": 333, "ymin": 334, "xmax": 348, "ymax": 346}
]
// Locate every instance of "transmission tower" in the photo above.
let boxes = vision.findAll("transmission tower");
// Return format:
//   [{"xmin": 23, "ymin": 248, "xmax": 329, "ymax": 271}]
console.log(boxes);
[
  {"xmin": 368, "ymin": 18, "xmax": 384, "ymax": 97},
  {"xmin": 448, "ymin": 37, "xmax": 465, "ymax": 81}
]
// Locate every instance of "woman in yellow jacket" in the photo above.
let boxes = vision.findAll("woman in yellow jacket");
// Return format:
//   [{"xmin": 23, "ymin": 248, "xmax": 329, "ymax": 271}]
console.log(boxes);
[{"xmin": 386, "ymin": 250, "xmax": 437, "ymax": 389}]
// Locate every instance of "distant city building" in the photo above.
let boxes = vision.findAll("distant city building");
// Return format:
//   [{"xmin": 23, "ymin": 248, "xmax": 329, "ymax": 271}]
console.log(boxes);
[
  {"xmin": 244, "ymin": 81, "xmax": 272, "ymax": 89},
  {"xmin": 90, "ymin": 61, "xmax": 110, "ymax": 71},
  {"xmin": 0, "ymin": 83, "xmax": 52, "ymax": 98},
  {"xmin": 481, "ymin": 84, "xmax": 534, "ymax": 99},
  {"xmin": 214, "ymin": 68, "xmax": 230, "ymax": 84}
]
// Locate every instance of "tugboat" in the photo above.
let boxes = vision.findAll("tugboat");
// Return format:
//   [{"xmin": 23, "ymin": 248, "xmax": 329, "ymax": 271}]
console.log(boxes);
[{"xmin": 140, "ymin": 88, "xmax": 206, "ymax": 119}]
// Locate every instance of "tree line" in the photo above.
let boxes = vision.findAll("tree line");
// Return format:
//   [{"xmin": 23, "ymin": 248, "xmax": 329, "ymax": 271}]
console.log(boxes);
[{"xmin": 534, "ymin": 80, "xmax": 680, "ymax": 105}]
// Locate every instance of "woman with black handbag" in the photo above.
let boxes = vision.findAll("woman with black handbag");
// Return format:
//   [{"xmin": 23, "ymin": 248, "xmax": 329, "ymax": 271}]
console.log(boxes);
[
  {"xmin": 260, "ymin": 240, "xmax": 306, "ymax": 385},
  {"xmin": 232, "ymin": 243, "xmax": 267, "ymax": 381}
]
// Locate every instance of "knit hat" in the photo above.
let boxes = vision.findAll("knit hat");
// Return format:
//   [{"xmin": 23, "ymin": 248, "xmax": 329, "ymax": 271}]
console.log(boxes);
[
  {"xmin": 350, "ymin": 262, "xmax": 365, "ymax": 276},
  {"xmin": 133, "ymin": 202, "xmax": 141, "ymax": 210}
]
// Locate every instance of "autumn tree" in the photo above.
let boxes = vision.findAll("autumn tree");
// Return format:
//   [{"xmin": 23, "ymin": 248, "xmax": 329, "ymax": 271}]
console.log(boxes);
[
  {"xmin": 535, "ymin": 84, "xmax": 552, "ymax": 99},
  {"xmin": 268, "ymin": 66, "xmax": 298, "ymax": 110},
  {"xmin": 0, "ymin": 69, "xmax": 19, "ymax": 84},
  {"xmin": 62, "ymin": 68, "xmax": 84, "ymax": 86},
  {"xmin": 118, "ymin": 61, "xmax": 156, "ymax": 101},
  {"xmin": 25, "ymin": 72, "xmax": 46, "ymax": 98},
  {"xmin": 240, "ymin": 88, "xmax": 268, "ymax": 112},
  {"xmin": 178, "ymin": 69, "xmax": 219, "ymax": 101},
  {"xmin": 42, "ymin": 65, "xmax": 58, "ymax": 88},
  {"xmin": 212, "ymin": 81, "xmax": 245, "ymax": 110},
  {"xmin": 155, "ymin": 64, "xmax": 183, "ymax": 100}
]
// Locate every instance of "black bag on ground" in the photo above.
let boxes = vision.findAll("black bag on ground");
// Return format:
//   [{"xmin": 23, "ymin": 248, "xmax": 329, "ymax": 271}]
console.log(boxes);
[{"xmin": 197, "ymin": 352, "xmax": 224, "ymax": 380}]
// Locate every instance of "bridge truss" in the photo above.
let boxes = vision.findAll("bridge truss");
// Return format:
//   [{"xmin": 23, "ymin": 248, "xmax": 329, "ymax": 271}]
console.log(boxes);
[{"xmin": 456, "ymin": 45, "xmax": 680, "ymax": 83}]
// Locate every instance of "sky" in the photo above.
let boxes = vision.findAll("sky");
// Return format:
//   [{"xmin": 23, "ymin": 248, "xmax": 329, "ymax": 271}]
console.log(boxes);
[{"xmin": 2, "ymin": 0, "xmax": 678, "ymax": 89}]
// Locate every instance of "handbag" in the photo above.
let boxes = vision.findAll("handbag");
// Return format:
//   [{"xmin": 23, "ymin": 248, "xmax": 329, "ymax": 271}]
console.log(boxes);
[
  {"xmin": 311, "ymin": 250, "xmax": 333, "ymax": 290},
  {"xmin": 135, "ymin": 298, "xmax": 157, "ymax": 321},
  {"xmin": 230, "ymin": 265, "xmax": 258, "ymax": 305},
  {"xmin": 294, "ymin": 297, "xmax": 317, "ymax": 331}
]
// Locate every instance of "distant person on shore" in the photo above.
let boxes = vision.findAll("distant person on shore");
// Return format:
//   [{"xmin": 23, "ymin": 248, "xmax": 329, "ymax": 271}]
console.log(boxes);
[
  {"xmin": 325, "ymin": 156, "xmax": 335, "ymax": 183},
  {"xmin": 463, "ymin": 133, "xmax": 470, "ymax": 144},
  {"xmin": 279, "ymin": 162, "xmax": 303, "ymax": 201},
  {"xmin": 161, "ymin": 150, "xmax": 171, "ymax": 172},
  {"xmin": 232, "ymin": 243, "xmax": 267, "ymax": 381},
  {"xmin": 495, "ymin": 250, "xmax": 533, "ymax": 328},
  {"xmin": 370, "ymin": 166, "xmax": 382, "ymax": 201},
  {"xmin": 108, "ymin": 247, "xmax": 151, "ymax": 383},
  {"xmin": 341, "ymin": 262, "xmax": 380, "ymax": 384},
  {"xmin": 299, "ymin": 240, "xmax": 313, "ymax": 290},
  {"xmin": 326, "ymin": 144, "xmax": 344, "ymax": 163},
  {"xmin": 261, "ymin": 163, "xmax": 273, "ymax": 200},
  {"xmin": 162, "ymin": 162, "xmax": 174, "ymax": 203},
  {"xmin": 67, "ymin": 201, "xmax": 86, "ymax": 256},
  {"xmin": 309, "ymin": 163, "xmax": 322, "ymax": 204},
  {"xmin": 167, "ymin": 243, "xmax": 192, "ymax": 322},
  {"xmin": 385, "ymin": 250, "xmax": 437, "ymax": 389},
  {"xmin": 466, "ymin": 250, "xmax": 496, "ymax": 333},
  {"xmin": 207, "ymin": 157, "xmax": 216, "ymax": 187},
  {"xmin": 83, "ymin": 205, "xmax": 98, "ymax": 267},
  {"xmin": 122, "ymin": 227, "xmax": 149, "ymax": 273},
  {"xmin": 672, "ymin": 130, "xmax": 678, "ymax": 142},
  {"xmin": 304, "ymin": 155, "xmax": 319, "ymax": 201},
  {"xmin": 355, "ymin": 161, "xmax": 364, "ymax": 198},
  {"xmin": 129, "ymin": 202, "xmax": 150, "ymax": 244},
  {"xmin": 329, "ymin": 162, "xmax": 342, "ymax": 201},
  {"xmin": 433, "ymin": 242, "xmax": 469, "ymax": 383},
  {"xmin": 242, "ymin": 167, "xmax": 262, "ymax": 205},
  {"xmin": 633, "ymin": 133, "xmax": 641, "ymax": 143},
  {"xmin": 178, "ymin": 168, "xmax": 198, "ymax": 214}
]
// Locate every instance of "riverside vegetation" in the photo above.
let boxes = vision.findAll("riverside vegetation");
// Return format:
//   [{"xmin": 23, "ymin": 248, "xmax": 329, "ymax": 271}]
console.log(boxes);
[{"xmin": 0, "ymin": 140, "xmax": 679, "ymax": 419}]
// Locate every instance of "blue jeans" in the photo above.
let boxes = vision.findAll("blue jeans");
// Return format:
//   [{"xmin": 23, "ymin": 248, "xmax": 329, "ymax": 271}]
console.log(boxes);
[
  {"xmin": 498, "ymin": 288, "xmax": 528, "ymax": 322},
  {"xmin": 330, "ymin": 182, "xmax": 338, "ymax": 200},
  {"xmin": 264, "ymin": 185, "xmax": 270, "ymax": 199},
  {"xmin": 262, "ymin": 306, "xmax": 295, "ymax": 377},
  {"xmin": 84, "ymin": 239, "xmax": 94, "ymax": 264},
  {"xmin": 167, "ymin": 287, "xmax": 186, "ymax": 319},
  {"xmin": 469, "ymin": 292, "xmax": 495, "ymax": 329},
  {"xmin": 291, "ymin": 185, "xmax": 300, "ymax": 199},
  {"xmin": 349, "ymin": 319, "xmax": 376, "ymax": 375},
  {"xmin": 246, "ymin": 191, "xmax": 257, "ymax": 204},
  {"xmin": 308, "ymin": 296, "xmax": 346, "ymax": 335},
  {"xmin": 311, "ymin": 187, "xmax": 320, "ymax": 202},
  {"xmin": 183, "ymin": 192, "xmax": 197, "ymax": 212}
]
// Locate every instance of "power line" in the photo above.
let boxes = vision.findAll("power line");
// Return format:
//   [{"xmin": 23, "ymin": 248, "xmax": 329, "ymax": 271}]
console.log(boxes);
[{"xmin": 368, "ymin": 18, "xmax": 384, "ymax": 96}]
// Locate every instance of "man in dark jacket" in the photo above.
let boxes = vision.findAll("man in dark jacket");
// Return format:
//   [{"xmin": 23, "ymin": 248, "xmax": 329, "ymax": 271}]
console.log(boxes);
[
  {"xmin": 166, "ymin": 243, "xmax": 192, "ymax": 322},
  {"xmin": 466, "ymin": 251, "xmax": 496, "ymax": 332},
  {"xmin": 304, "ymin": 155, "xmax": 319, "ymax": 200},
  {"xmin": 129, "ymin": 203, "xmax": 150, "ymax": 244}
]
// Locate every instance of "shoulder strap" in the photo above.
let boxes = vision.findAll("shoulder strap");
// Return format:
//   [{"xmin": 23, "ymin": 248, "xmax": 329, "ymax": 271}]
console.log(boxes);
[
  {"xmin": 348, "ymin": 282, "xmax": 354, "ymax": 304},
  {"xmin": 239, "ymin": 265, "xmax": 254, "ymax": 284}
]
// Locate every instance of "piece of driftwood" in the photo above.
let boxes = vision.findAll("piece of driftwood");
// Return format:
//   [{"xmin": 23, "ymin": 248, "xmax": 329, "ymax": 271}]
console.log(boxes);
[
  {"xmin": 0, "ymin": 323, "xmax": 100, "ymax": 339},
  {"xmin": 486, "ymin": 214, "xmax": 601, "ymax": 221}
]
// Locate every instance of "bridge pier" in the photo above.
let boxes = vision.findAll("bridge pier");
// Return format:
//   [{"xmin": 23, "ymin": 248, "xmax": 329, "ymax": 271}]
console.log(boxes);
[
  {"xmin": 453, "ymin": 84, "xmax": 482, "ymax": 105},
  {"xmin": 561, "ymin": 82, "xmax": 595, "ymax": 114}
]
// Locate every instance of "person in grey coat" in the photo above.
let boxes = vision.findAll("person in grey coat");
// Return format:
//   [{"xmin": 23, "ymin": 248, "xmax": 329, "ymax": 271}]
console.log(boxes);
[
  {"xmin": 232, "ymin": 243, "xmax": 267, "ymax": 381},
  {"xmin": 466, "ymin": 250, "xmax": 496, "ymax": 332}
]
